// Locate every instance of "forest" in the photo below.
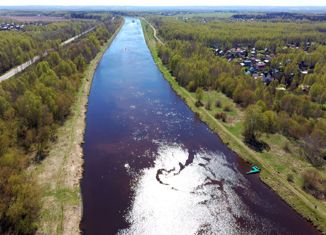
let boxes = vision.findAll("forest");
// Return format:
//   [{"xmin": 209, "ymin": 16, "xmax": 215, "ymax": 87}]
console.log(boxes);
[
  {"xmin": 232, "ymin": 12, "xmax": 326, "ymax": 21},
  {"xmin": 148, "ymin": 16, "xmax": 326, "ymax": 198},
  {"xmin": 0, "ymin": 15, "xmax": 122, "ymax": 234},
  {"xmin": 0, "ymin": 19, "xmax": 96, "ymax": 75}
]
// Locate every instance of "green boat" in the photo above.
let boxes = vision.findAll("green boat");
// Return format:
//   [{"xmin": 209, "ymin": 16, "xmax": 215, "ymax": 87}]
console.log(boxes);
[{"xmin": 246, "ymin": 166, "xmax": 261, "ymax": 175}]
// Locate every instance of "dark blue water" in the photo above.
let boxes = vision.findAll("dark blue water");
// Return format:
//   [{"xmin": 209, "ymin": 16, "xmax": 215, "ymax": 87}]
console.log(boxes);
[{"xmin": 80, "ymin": 18, "xmax": 318, "ymax": 235}]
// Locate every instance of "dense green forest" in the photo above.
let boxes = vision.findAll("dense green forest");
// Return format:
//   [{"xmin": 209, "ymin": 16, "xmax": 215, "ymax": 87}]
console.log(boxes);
[
  {"xmin": 153, "ymin": 17, "xmax": 326, "ymax": 48},
  {"xmin": 0, "ymin": 20, "xmax": 95, "ymax": 75},
  {"xmin": 148, "ymin": 16, "xmax": 326, "ymax": 197},
  {"xmin": 0, "ymin": 15, "xmax": 122, "ymax": 234}
]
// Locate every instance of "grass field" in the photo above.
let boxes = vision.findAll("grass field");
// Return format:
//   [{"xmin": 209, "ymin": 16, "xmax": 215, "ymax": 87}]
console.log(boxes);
[{"xmin": 141, "ymin": 19, "xmax": 326, "ymax": 234}]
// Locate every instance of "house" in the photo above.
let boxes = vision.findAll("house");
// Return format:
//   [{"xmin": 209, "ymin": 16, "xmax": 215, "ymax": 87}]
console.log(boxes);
[
  {"xmin": 264, "ymin": 59, "xmax": 270, "ymax": 64},
  {"xmin": 245, "ymin": 70, "xmax": 251, "ymax": 75},
  {"xmin": 257, "ymin": 61, "xmax": 266, "ymax": 70},
  {"xmin": 253, "ymin": 73, "xmax": 259, "ymax": 79},
  {"xmin": 0, "ymin": 22, "xmax": 25, "ymax": 31},
  {"xmin": 276, "ymin": 86, "xmax": 286, "ymax": 91},
  {"xmin": 249, "ymin": 66, "xmax": 256, "ymax": 74},
  {"xmin": 272, "ymin": 68, "xmax": 282, "ymax": 80},
  {"xmin": 262, "ymin": 73, "xmax": 273, "ymax": 84},
  {"xmin": 244, "ymin": 60, "xmax": 252, "ymax": 67},
  {"xmin": 299, "ymin": 61, "xmax": 308, "ymax": 70},
  {"xmin": 301, "ymin": 70, "xmax": 308, "ymax": 75}
]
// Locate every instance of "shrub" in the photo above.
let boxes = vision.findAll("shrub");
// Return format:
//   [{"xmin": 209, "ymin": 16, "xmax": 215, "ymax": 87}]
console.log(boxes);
[
  {"xmin": 205, "ymin": 99, "xmax": 212, "ymax": 110},
  {"xmin": 242, "ymin": 104, "xmax": 266, "ymax": 142},
  {"xmin": 215, "ymin": 100, "xmax": 221, "ymax": 108},
  {"xmin": 195, "ymin": 87, "xmax": 204, "ymax": 103},
  {"xmin": 287, "ymin": 174, "xmax": 294, "ymax": 183},
  {"xmin": 195, "ymin": 100, "xmax": 203, "ymax": 107},
  {"xmin": 303, "ymin": 170, "xmax": 326, "ymax": 200},
  {"xmin": 283, "ymin": 142, "xmax": 291, "ymax": 153},
  {"xmin": 215, "ymin": 112, "xmax": 227, "ymax": 122},
  {"xmin": 223, "ymin": 105, "xmax": 232, "ymax": 112}
]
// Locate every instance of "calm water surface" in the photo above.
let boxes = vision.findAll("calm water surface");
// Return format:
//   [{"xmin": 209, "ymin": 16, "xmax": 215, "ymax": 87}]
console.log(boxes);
[{"xmin": 81, "ymin": 18, "xmax": 318, "ymax": 235}]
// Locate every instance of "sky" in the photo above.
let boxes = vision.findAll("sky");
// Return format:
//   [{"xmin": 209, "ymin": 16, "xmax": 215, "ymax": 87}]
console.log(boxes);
[{"xmin": 0, "ymin": 0, "xmax": 325, "ymax": 6}]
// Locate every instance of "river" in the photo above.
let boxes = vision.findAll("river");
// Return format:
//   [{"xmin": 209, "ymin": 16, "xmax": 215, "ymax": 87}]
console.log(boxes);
[{"xmin": 80, "ymin": 18, "xmax": 318, "ymax": 235}]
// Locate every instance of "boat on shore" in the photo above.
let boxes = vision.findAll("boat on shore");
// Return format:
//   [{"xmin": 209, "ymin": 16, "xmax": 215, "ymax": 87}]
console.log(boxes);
[{"xmin": 246, "ymin": 166, "xmax": 261, "ymax": 175}]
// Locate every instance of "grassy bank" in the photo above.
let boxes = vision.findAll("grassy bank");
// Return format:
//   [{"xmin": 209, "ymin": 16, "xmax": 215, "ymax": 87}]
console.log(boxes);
[
  {"xmin": 141, "ymin": 19, "xmax": 326, "ymax": 233},
  {"xmin": 32, "ymin": 21, "xmax": 123, "ymax": 235}
]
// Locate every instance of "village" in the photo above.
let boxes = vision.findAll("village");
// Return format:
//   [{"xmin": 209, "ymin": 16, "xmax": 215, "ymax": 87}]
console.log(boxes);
[
  {"xmin": 0, "ymin": 19, "xmax": 48, "ymax": 31},
  {"xmin": 213, "ymin": 43, "xmax": 313, "ymax": 91},
  {"xmin": 0, "ymin": 22, "xmax": 25, "ymax": 31}
]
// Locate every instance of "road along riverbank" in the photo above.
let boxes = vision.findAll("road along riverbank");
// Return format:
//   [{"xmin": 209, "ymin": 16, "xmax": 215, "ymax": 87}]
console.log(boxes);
[{"xmin": 0, "ymin": 27, "xmax": 95, "ymax": 83}]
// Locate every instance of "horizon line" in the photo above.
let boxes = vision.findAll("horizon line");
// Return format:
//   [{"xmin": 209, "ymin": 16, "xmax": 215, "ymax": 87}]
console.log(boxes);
[{"xmin": 1, "ymin": 5, "xmax": 326, "ymax": 7}]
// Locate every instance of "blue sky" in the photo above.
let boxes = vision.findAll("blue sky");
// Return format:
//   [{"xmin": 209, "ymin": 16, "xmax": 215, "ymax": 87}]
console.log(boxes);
[{"xmin": 0, "ymin": 0, "xmax": 325, "ymax": 6}]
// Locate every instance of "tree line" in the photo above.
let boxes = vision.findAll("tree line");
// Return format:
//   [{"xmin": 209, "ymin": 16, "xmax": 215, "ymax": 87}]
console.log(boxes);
[
  {"xmin": 152, "ymin": 16, "xmax": 326, "ymax": 49},
  {"xmin": 0, "ymin": 15, "xmax": 122, "ymax": 234}
]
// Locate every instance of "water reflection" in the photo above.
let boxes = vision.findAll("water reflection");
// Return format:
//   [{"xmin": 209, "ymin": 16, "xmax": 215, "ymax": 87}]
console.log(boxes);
[{"xmin": 120, "ymin": 143, "xmax": 277, "ymax": 235}]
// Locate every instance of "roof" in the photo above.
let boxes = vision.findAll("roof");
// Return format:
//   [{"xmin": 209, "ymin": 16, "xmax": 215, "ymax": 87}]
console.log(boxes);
[{"xmin": 276, "ymin": 87, "xmax": 286, "ymax": 91}]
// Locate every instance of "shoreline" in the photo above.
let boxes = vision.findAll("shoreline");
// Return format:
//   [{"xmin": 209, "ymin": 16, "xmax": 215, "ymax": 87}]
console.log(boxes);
[
  {"xmin": 34, "ymin": 21, "xmax": 124, "ymax": 235},
  {"xmin": 141, "ymin": 19, "xmax": 326, "ymax": 234}
]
